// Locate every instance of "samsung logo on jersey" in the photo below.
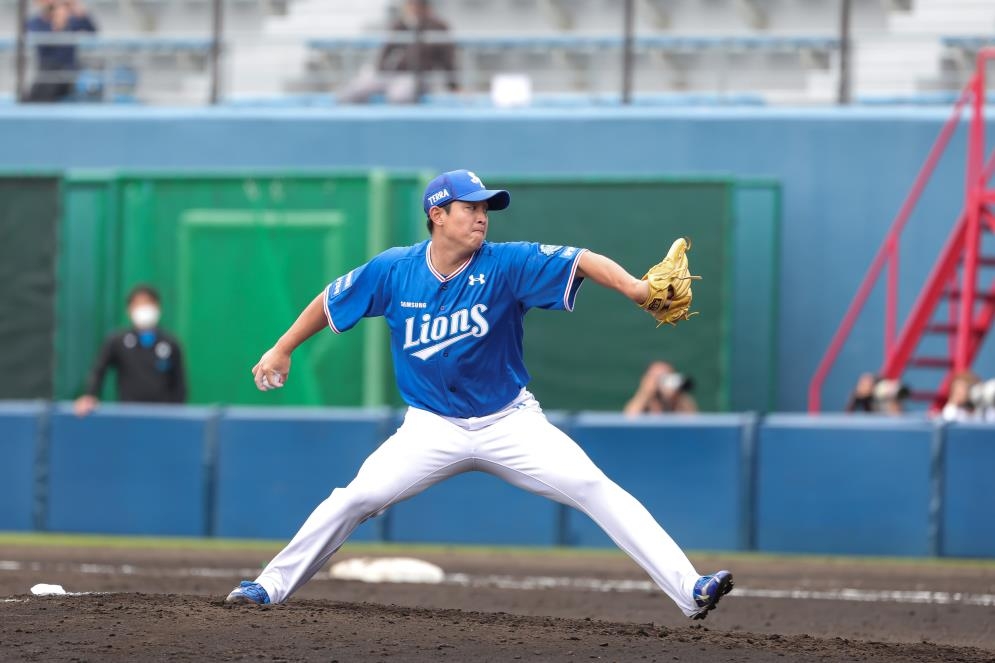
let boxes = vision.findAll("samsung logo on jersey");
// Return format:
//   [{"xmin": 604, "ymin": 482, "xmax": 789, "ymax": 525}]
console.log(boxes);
[
  {"xmin": 400, "ymin": 301, "xmax": 427, "ymax": 309},
  {"xmin": 331, "ymin": 269, "xmax": 356, "ymax": 296},
  {"xmin": 427, "ymin": 189, "xmax": 451, "ymax": 206},
  {"xmin": 403, "ymin": 304, "xmax": 489, "ymax": 360}
]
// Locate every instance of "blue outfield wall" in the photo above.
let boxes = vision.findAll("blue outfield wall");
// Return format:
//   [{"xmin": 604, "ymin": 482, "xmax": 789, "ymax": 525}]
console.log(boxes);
[
  {"xmin": 3, "ymin": 402, "xmax": 993, "ymax": 558},
  {"xmin": 0, "ymin": 401, "xmax": 45, "ymax": 531},
  {"xmin": 46, "ymin": 404, "xmax": 212, "ymax": 536},
  {"xmin": 756, "ymin": 415, "xmax": 938, "ymax": 556},
  {"xmin": 566, "ymin": 413, "xmax": 752, "ymax": 552},
  {"xmin": 214, "ymin": 407, "xmax": 391, "ymax": 540},
  {"xmin": 2, "ymin": 106, "xmax": 995, "ymax": 411},
  {"xmin": 941, "ymin": 423, "xmax": 995, "ymax": 558}
]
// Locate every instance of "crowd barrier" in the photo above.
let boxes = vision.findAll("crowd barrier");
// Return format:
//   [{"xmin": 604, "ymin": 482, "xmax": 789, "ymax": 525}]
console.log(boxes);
[{"xmin": 0, "ymin": 402, "xmax": 992, "ymax": 558}]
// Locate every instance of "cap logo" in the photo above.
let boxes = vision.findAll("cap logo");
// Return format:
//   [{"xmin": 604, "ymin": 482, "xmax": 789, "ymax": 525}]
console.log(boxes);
[
  {"xmin": 427, "ymin": 188, "xmax": 451, "ymax": 206},
  {"xmin": 467, "ymin": 171, "xmax": 484, "ymax": 188}
]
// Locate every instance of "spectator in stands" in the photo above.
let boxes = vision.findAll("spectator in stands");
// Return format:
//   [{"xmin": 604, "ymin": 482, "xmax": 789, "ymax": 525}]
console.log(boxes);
[
  {"xmin": 845, "ymin": 372, "xmax": 908, "ymax": 415},
  {"xmin": 941, "ymin": 371, "xmax": 981, "ymax": 422},
  {"xmin": 73, "ymin": 285, "xmax": 187, "ymax": 417},
  {"xmin": 972, "ymin": 378, "xmax": 995, "ymax": 422},
  {"xmin": 624, "ymin": 361, "xmax": 698, "ymax": 415},
  {"xmin": 26, "ymin": 0, "xmax": 98, "ymax": 103},
  {"xmin": 844, "ymin": 372, "xmax": 877, "ymax": 413},
  {"xmin": 339, "ymin": 0, "xmax": 458, "ymax": 104}
]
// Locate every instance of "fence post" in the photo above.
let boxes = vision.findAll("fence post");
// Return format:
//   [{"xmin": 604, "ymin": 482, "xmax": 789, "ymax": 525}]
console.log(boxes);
[
  {"xmin": 621, "ymin": 0, "xmax": 635, "ymax": 104},
  {"xmin": 15, "ymin": 0, "xmax": 28, "ymax": 102},
  {"xmin": 209, "ymin": 0, "xmax": 224, "ymax": 105}
]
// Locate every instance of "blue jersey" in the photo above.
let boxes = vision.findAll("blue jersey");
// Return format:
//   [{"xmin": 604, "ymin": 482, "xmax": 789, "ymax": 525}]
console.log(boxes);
[{"xmin": 323, "ymin": 240, "xmax": 587, "ymax": 417}]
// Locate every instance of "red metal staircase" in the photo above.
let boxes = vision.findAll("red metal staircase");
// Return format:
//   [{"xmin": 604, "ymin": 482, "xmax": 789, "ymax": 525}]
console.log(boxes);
[{"xmin": 809, "ymin": 48, "xmax": 995, "ymax": 412}]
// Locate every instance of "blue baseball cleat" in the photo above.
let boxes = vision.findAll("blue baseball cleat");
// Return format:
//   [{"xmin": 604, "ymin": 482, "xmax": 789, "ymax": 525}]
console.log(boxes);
[
  {"xmin": 690, "ymin": 570, "xmax": 734, "ymax": 620},
  {"xmin": 225, "ymin": 580, "xmax": 271, "ymax": 605}
]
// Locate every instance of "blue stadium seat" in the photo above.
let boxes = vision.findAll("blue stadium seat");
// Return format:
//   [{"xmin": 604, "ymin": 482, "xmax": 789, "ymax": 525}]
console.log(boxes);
[
  {"xmin": 222, "ymin": 93, "xmax": 337, "ymax": 107},
  {"xmin": 419, "ymin": 90, "xmax": 766, "ymax": 108},
  {"xmin": 941, "ymin": 36, "xmax": 995, "ymax": 51},
  {"xmin": 856, "ymin": 91, "xmax": 995, "ymax": 106},
  {"xmin": 61, "ymin": 36, "xmax": 213, "ymax": 55},
  {"xmin": 307, "ymin": 33, "xmax": 841, "ymax": 57},
  {"xmin": 307, "ymin": 37, "xmax": 383, "ymax": 52}
]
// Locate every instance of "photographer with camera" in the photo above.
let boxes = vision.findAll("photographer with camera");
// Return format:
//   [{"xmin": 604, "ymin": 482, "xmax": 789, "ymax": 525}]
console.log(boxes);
[
  {"xmin": 941, "ymin": 371, "xmax": 983, "ymax": 422},
  {"xmin": 845, "ymin": 372, "xmax": 909, "ymax": 415},
  {"xmin": 624, "ymin": 361, "xmax": 698, "ymax": 416},
  {"xmin": 969, "ymin": 378, "xmax": 995, "ymax": 422}
]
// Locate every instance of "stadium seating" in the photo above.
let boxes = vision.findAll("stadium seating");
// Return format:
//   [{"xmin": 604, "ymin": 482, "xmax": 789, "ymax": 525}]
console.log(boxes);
[{"xmin": 2, "ymin": 0, "xmax": 995, "ymax": 105}]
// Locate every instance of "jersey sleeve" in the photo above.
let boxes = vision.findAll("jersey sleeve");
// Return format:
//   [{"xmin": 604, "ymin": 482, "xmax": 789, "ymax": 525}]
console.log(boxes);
[
  {"xmin": 323, "ymin": 251, "xmax": 395, "ymax": 333},
  {"xmin": 504, "ymin": 242, "xmax": 587, "ymax": 311}
]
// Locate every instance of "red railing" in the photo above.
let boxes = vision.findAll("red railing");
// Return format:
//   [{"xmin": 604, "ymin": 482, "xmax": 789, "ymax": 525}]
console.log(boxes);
[{"xmin": 808, "ymin": 48, "xmax": 995, "ymax": 412}]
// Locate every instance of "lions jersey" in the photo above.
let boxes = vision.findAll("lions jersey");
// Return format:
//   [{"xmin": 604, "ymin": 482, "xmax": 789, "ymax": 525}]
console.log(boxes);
[{"xmin": 323, "ymin": 240, "xmax": 587, "ymax": 417}]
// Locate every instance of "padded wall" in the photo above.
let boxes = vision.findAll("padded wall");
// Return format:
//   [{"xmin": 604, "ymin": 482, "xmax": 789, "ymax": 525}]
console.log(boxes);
[
  {"xmin": 214, "ymin": 407, "xmax": 390, "ymax": 539},
  {"xmin": 46, "ymin": 404, "xmax": 211, "ymax": 536},
  {"xmin": 0, "ymin": 402, "xmax": 45, "ymax": 531},
  {"xmin": 942, "ymin": 423, "xmax": 995, "ymax": 558},
  {"xmin": 8, "ymin": 402, "xmax": 992, "ymax": 558},
  {"xmin": 756, "ymin": 414, "xmax": 936, "ymax": 556},
  {"xmin": 565, "ymin": 413, "xmax": 750, "ymax": 551}
]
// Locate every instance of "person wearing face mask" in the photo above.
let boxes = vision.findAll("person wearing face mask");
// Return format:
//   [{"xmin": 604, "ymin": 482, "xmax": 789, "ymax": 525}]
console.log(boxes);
[{"xmin": 73, "ymin": 284, "xmax": 187, "ymax": 416}]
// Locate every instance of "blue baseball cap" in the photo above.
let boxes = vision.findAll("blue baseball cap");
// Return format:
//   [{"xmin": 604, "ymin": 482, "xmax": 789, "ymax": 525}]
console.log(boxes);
[{"xmin": 422, "ymin": 169, "xmax": 510, "ymax": 214}]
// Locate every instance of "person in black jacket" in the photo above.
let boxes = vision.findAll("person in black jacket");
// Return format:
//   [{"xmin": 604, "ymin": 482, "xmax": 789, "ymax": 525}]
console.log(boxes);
[{"xmin": 74, "ymin": 285, "xmax": 187, "ymax": 416}]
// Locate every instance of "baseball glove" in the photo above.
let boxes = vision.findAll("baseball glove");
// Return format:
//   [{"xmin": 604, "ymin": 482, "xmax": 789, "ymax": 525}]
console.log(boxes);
[{"xmin": 639, "ymin": 237, "xmax": 702, "ymax": 327}]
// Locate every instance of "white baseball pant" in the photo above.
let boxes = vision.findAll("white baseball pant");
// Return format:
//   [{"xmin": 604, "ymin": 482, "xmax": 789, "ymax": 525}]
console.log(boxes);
[{"xmin": 253, "ymin": 391, "xmax": 703, "ymax": 615}]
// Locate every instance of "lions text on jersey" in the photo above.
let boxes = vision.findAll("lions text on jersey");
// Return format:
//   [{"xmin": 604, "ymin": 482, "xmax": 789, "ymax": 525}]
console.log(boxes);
[{"xmin": 323, "ymin": 240, "xmax": 586, "ymax": 417}]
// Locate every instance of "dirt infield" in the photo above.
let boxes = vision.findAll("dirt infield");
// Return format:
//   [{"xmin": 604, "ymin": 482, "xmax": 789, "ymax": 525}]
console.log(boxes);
[{"xmin": 1, "ymin": 541, "xmax": 994, "ymax": 662}]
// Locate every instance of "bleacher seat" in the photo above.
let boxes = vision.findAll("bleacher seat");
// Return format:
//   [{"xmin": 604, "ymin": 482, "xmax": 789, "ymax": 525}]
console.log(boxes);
[
  {"xmin": 419, "ymin": 90, "xmax": 765, "ymax": 107},
  {"xmin": 1, "ymin": 1, "xmax": 991, "ymax": 105},
  {"xmin": 305, "ymin": 30, "xmax": 839, "ymax": 98},
  {"xmin": 222, "ymin": 92, "xmax": 336, "ymax": 107},
  {"xmin": 856, "ymin": 91, "xmax": 995, "ymax": 106},
  {"xmin": 941, "ymin": 36, "xmax": 995, "ymax": 53}
]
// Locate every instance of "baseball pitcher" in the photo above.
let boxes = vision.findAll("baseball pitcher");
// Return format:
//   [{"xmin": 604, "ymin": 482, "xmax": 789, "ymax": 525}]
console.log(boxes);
[{"xmin": 225, "ymin": 169, "xmax": 732, "ymax": 620}]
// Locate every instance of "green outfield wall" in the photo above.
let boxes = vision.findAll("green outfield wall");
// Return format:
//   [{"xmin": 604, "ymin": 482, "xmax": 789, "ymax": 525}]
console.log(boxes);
[
  {"xmin": 0, "ymin": 175, "xmax": 60, "ymax": 400},
  {"xmin": 483, "ymin": 176, "xmax": 735, "ymax": 411},
  {"xmin": 55, "ymin": 170, "xmax": 433, "ymax": 407},
  {"xmin": 3, "ymin": 170, "xmax": 777, "ymax": 412}
]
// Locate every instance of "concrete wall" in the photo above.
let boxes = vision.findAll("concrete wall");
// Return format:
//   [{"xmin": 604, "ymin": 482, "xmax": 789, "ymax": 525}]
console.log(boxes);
[
  {"xmin": 1, "ymin": 106, "xmax": 992, "ymax": 411},
  {"xmin": 2, "ymin": 402, "xmax": 993, "ymax": 558}
]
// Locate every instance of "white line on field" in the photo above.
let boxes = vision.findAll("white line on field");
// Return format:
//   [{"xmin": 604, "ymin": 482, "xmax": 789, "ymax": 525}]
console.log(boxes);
[
  {"xmin": 2, "ymin": 560, "xmax": 994, "ymax": 608},
  {"xmin": 445, "ymin": 573, "xmax": 995, "ymax": 606},
  {"xmin": 0, "ymin": 560, "xmax": 261, "ymax": 578},
  {"xmin": 732, "ymin": 587, "xmax": 995, "ymax": 606}
]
